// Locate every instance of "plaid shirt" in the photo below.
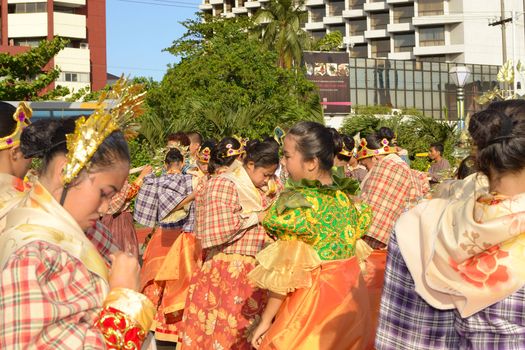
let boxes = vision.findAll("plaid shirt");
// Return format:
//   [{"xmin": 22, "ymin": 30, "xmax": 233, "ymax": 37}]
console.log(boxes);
[
  {"xmin": 0, "ymin": 241, "xmax": 107, "ymax": 348},
  {"xmin": 105, "ymin": 180, "xmax": 140, "ymax": 215},
  {"xmin": 195, "ymin": 176, "xmax": 267, "ymax": 257},
  {"xmin": 376, "ymin": 231, "xmax": 525, "ymax": 349},
  {"xmin": 134, "ymin": 173, "xmax": 195, "ymax": 232},
  {"xmin": 360, "ymin": 154, "xmax": 427, "ymax": 244}
]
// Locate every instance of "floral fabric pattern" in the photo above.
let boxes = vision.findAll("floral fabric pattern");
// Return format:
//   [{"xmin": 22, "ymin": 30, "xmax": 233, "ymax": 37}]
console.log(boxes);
[
  {"xmin": 180, "ymin": 253, "xmax": 267, "ymax": 350},
  {"xmin": 263, "ymin": 186, "xmax": 371, "ymax": 260}
]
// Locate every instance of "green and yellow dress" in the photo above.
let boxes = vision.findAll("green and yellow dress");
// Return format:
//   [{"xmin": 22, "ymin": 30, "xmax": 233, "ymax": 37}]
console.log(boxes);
[{"xmin": 249, "ymin": 177, "xmax": 373, "ymax": 350}]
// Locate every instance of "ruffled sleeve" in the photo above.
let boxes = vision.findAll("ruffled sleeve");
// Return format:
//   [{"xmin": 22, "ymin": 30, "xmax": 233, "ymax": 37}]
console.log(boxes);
[{"xmin": 248, "ymin": 240, "xmax": 322, "ymax": 295}]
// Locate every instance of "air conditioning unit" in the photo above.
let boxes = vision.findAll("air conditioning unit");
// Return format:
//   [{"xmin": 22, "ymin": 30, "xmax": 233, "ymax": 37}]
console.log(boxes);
[{"xmin": 80, "ymin": 43, "xmax": 89, "ymax": 49}]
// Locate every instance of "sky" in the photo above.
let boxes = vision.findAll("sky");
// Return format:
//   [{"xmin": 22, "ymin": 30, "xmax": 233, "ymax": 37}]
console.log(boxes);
[{"xmin": 106, "ymin": 0, "xmax": 202, "ymax": 82}]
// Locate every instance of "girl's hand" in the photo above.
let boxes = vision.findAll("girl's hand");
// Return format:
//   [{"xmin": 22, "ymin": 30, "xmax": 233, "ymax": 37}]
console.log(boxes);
[
  {"xmin": 138, "ymin": 165, "xmax": 153, "ymax": 180},
  {"xmin": 108, "ymin": 251, "xmax": 140, "ymax": 291},
  {"xmin": 250, "ymin": 319, "xmax": 272, "ymax": 349}
]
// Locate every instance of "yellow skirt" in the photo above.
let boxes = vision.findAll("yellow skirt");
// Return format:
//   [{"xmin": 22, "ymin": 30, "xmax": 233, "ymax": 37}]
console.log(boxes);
[{"xmin": 260, "ymin": 256, "xmax": 372, "ymax": 350}]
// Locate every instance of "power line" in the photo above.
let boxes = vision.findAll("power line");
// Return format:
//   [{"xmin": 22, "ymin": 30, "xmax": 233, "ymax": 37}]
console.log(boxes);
[{"xmin": 115, "ymin": 0, "xmax": 198, "ymax": 9}]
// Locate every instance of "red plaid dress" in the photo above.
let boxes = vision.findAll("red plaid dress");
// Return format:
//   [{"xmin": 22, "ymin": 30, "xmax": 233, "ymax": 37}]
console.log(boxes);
[
  {"xmin": 360, "ymin": 154, "xmax": 428, "ymax": 245},
  {"xmin": 180, "ymin": 176, "xmax": 270, "ymax": 349}
]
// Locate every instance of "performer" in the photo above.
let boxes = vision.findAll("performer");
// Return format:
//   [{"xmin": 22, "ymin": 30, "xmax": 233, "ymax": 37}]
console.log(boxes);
[
  {"xmin": 180, "ymin": 138, "xmax": 280, "ymax": 350},
  {"xmin": 249, "ymin": 121, "xmax": 372, "ymax": 350},
  {"xmin": 101, "ymin": 165, "xmax": 152, "ymax": 259},
  {"xmin": 357, "ymin": 129, "xmax": 428, "ymax": 249},
  {"xmin": 376, "ymin": 100, "xmax": 525, "ymax": 349},
  {"xmin": 135, "ymin": 148, "xmax": 195, "ymax": 342},
  {"xmin": 0, "ymin": 83, "xmax": 155, "ymax": 348},
  {"xmin": 0, "ymin": 102, "xmax": 32, "ymax": 229}
]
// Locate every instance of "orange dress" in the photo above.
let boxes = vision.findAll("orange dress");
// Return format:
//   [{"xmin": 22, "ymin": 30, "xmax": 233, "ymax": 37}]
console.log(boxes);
[{"xmin": 249, "ymin": 180, "xmax": 374, "ymax": 349}]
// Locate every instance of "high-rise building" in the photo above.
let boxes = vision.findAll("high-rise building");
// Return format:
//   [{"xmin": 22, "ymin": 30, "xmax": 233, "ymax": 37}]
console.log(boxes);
[
  {"xmin": 0, "ymin": 0, "xmax": 107, "ymax": 93},
  {"xmin": 199, "ymin": 0, "xmax": 525, "ymax": 67}
]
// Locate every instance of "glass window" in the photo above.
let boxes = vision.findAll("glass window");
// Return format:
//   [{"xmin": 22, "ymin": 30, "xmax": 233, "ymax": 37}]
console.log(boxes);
[
  {"xmin": 349, "ymin": 18, "xmax": 367, "ymax": 36},
  {"xmin": 356, "ymin": 68, "xmax": 366, "ymax": 88},
  {"xmin": 348, "ymin": 0, "xmax": 365, "ymax": 9},
  {"xmin": 9, "ymin": 2, "xmax": 47, "ymax": 13},
  {"xmin": 405, "ymin": 70, "xmax": 414, "ymax": 89},
  {"xmin": 415, "ymin": 91, "xmax": 423, "ymax": 109},
  {"xmin": 423, "ymin": 71, "xmax": 432, "ymax": 89},
  {"xmin": 329, "ymin": 24, "xmax": 346, "ymax": 37},
  {"xmin": 13, "ymin": 37, "xmax": 44, "ymax": 47},
  {"xmin": 406, "ymin": 91, "xmax": 414, "ymax": 107},
  {"xmin": 350, "ymin": 44, "xmax": 368, "ymax": 58},
  {"xmin": 393, "ymin": 4, "xmax": 413, "ymax": 24},
  {"xmin": 370, "ymin": 12, "xmax": 389, "ymax": 30},
  {"xmin": 310, "ymin": 6, "xmax": 325, "ymax": 22},
  {"xmin": 356, "ymin": 58, "xmax": 366, "ymax": 67},
  {"xmin": 370, "ymin": 39, "xmax": 390, "ymax": 58},
  {"xmin": 357, "ymin": 89, "xmax": 367, "ymax": 105},
  {"xmin": 419, "ymin": 26, "xmax": 445, "ymax": 46},
  {"xmin": 394, "ymin": 33, "xmax": 414, "ymax": 53},
  {"xmin": 329, "ymin": 0, "xmax": 345, "ymax": 16},
  {"xmin": 414, "ymin": 71, "xmax": 423, "ymax": 90},
  {"xmin": 310, "ymin": 30, "xmax": 326, "ymax": 40},
  {"xmin": 418, "ymin": 0, "xmax": 444, "ymax": 16},
  {"xmin": 396, "ymin": 90, "xmax": 405, "ymax": 107}
]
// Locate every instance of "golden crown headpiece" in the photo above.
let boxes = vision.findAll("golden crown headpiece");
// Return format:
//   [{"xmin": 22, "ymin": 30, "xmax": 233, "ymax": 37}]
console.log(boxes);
[
  {"xmin": 356, "ymin": 137, "xmax": 396, "ymax": 160},
  {"xmin": 0, "ymin": 102, "xmax": 32, "ymax": 151},
  {"xmin": 339, "ymin": 140, "xmax": 353, "ymax": 158},
  {"xmin": 222, "ymin": 142, "xmax": 245, "ymax": 158},
  {"xmin": 197, "ymin": 146, "xmax": 212, "ymax": 163},
  {"xmin": 273, "ymin": 126, "xmax": 286, "ymax": 146},
  {"xmin": 62, "ymin": 78, "xmax": 146, "ymax": 185}
]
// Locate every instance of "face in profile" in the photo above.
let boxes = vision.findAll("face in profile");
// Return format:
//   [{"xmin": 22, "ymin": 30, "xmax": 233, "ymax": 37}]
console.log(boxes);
[
  {"xmin": 282, "ymin": 135, "xmax": 307, "ymax": 182},
  {"xmin": 245, "ymin": 162, "xmax": 278, "ymax": 189},
  {"xmin": 63, "ymin": 162, "xmax": 129, "ymax": 230}
]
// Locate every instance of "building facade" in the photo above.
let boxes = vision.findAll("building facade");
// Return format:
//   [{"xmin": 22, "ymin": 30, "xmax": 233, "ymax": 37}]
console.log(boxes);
[
  {"xmin": 0, "ymin": 0, "xmax": 107, "ymax": 92},
  {"xmin": 200, "ymin": 0, "xmax": 525, "ymax": 119},
  {"xmin": 200, "ymin": 0, "xmax": 525, "ymax": 67}
]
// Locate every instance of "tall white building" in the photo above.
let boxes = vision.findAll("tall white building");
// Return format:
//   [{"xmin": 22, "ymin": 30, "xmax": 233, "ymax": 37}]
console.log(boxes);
[{"xmin": 199, "ymin": 0, "xmax": 525, "ymax": 67}]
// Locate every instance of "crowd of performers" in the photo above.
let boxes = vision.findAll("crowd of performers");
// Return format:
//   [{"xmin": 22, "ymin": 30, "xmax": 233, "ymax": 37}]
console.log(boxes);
[{"xmin": 1, "ymin": 92, "xmax": 525, "ymax": 349}]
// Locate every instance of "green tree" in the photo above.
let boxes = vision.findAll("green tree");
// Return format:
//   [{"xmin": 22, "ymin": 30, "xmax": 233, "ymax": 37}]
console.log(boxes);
[
  {"xmin": 253, "ymin": 0, "xmax": 310, "ymax": 69},
  {"xmin": 0, "ymin": 37, "xmax": 70, "ymax": 100},
  {"xmin": 147, "ymin": 16, "xmax": 322, "ymax": 141},
  {"xmin": 314, "ymin": 32, "xmax": 343, "ymax": 51}
]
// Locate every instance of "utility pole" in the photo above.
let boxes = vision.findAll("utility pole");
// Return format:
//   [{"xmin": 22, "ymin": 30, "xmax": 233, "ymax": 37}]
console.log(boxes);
[{"xmin": 489, "ymin": 1, "xmax": 512, "ymax": 65}]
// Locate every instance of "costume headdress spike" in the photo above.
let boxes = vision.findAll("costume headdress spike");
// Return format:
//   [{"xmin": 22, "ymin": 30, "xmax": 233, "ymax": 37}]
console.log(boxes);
[
  {"xmin": 273, "ymin": 126, "xmax": 286, "ymax": 146},
  {"xmin": 0, "ymin": 102, "xmax": 32, "ymax": 151},
  {"xmin": 356, "ymin": 137, "xmax": 396, "ymax": 160},
  {"xmin": 62, "ymin": 77, "xmax": 145, "ymax": 186}
]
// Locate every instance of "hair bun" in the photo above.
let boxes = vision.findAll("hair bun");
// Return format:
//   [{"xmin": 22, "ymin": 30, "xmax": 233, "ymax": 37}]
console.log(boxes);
[{"xmin": 20, "ymin": 118, "xmax": 75, "ymax": 158}]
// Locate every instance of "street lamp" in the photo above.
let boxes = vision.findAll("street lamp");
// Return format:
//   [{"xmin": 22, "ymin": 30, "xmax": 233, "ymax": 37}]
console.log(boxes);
[{"xmin": 449, "ymin": 66, "xmax": 471, "ymax": 131}]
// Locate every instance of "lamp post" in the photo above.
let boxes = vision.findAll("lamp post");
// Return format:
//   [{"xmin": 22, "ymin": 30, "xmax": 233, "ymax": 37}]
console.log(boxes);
[{"xmin": 449, "ymin": 66, "xmax": 471, "ymax": 132}]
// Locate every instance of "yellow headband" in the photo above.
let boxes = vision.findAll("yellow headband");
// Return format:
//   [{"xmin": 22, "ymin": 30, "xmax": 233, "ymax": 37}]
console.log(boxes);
[
  {"xmin": 356, "ymin": 138, "xmax": 396, "ymax": 160},
  {"xmin": 0, "ymin": 102, "xmax": 32, "ymax": 151}
]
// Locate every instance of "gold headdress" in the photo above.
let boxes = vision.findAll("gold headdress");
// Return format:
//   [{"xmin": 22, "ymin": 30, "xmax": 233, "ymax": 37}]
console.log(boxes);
[
  {"xmin": 62, "ymin": 78, "xmax": 145, "ymax": 185},
  {"xmin": 197, "ymin": 146, "xmax": 212, "ymax": 163},
  {"xmin": 0, "ymin": 102, "xmax": 32, "ymax": 151},
  {"xmin": 273, "ymin": 126, "xmax": 286, "ymax": 146},
  {"xmin": 356, "ymin": 137, "xmax": 396, "ymax": 160}
]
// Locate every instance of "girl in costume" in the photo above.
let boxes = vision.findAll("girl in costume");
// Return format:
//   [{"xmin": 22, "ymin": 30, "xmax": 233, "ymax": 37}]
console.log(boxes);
[
  {"xmin": 180, "ymin": 138, "xmax": 280, "ymax": 350},
  {"xmin": 0, "ymin": 102, "xmax": 32, "ymax": 229},
  {"xmin": 0, "ymin": 89, "xmax": 155, "ymax": 348},
  {"xmin": 135, "ymin": 148, "xmax": 196, "ymax": 342},
  {"xmin": 357, "ymin": 128, "xmax": 428, "ymax": 249},
  {"xmin": 249, "ymin": 121, "xmax": 372, "ymax": 350},
  {"xmin": 376, "ymin": 101, "xmax": 525, "ymax": 349},
  {"xmin": 144, "ymin": 141, "xmax": 216, "ymax": 343},
  {"xmin": 100, "ymin": 164, "xmax": 152, "ymax": 259}
]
